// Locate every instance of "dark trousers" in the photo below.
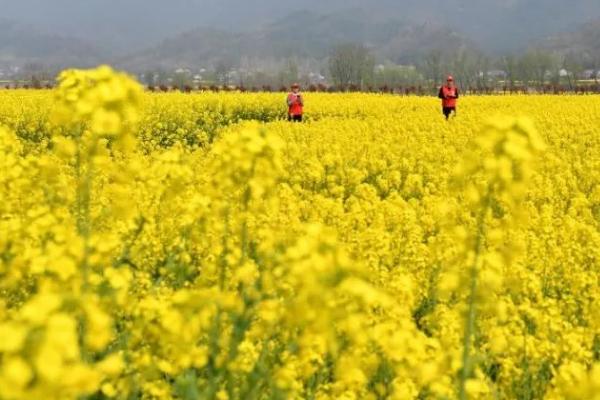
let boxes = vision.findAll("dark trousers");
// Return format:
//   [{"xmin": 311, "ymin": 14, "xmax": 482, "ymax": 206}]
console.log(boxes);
[
  {"xmin": 288, "ymin": 114, "xmax": 303, "ymax": 122},
  {"xmin": 443, "ymin": 107, "xmax": 456, "ymax": 120}
]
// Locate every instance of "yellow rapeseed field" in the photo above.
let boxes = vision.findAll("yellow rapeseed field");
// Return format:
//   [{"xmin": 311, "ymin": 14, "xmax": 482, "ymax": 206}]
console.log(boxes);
[{"xmin": 0, "ymin": 66, "xmax": 599, "ymax": 400}]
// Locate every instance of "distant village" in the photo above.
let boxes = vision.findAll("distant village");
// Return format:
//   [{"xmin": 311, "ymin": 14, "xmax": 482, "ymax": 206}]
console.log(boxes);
[{"xmin": 1, "ymin": 60, "xmax": 599, "ymax": 94}]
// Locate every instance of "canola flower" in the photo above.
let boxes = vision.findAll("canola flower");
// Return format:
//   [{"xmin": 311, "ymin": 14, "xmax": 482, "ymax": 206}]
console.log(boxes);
[{"xmin": 0, "ymin": 66, "xmax": 599, "ymax": 400}]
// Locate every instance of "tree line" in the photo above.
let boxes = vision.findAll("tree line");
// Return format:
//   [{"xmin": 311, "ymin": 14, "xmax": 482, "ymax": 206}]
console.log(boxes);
[
  {"xmin": 327, "ymin": 44, "xmax": 600, "ymax": 93},
  {"xmin": 4, "ymin": 43, "xmax": 600, "ymax": 94}
]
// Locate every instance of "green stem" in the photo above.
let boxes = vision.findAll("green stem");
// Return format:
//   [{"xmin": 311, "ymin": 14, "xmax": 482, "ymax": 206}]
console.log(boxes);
[
  {"xmin": 77, "ymin": 145, "xmax": 93, "ymax": 291},
  {"xmin": 75, "ymin": 134, "xmax": 96, "ymax": 363},
  {"xmin": 219, "ymin": 209, "xmax": 230, "ymax": 291},
  {"xmin": 459, "ymin": 193, "xmax": 489, "ymax": 400}
]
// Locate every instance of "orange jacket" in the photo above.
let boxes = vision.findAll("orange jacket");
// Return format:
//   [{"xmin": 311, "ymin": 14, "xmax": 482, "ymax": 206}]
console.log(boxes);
[
  {"xmin": 287, "ymin": 93, "xmax": 304, "ymax": 116},
  {"xmin": 439, "ymin": 86, "xmax": 459, "ymax": 108}
]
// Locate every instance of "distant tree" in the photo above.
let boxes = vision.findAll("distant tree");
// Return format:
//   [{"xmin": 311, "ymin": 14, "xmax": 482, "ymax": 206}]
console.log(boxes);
[
  {"xmin": 475, "ymin": 54, "xmax": 491, "ymax": 90},
  {"xmin": 246, "ymin": 71, "xmax": 273, "ymax": 88},
  {"xmin": 31, "ymin": 75, "xmax": 42, "ymax": 89},
  {"xmin": 156, "ymin": 69, "xmax": 170, "ymax": 86},
  {"xmin": 448, "ymin": 48, "xmax": 479, "ymax": 90},
  {"xmin": 563, "ymin": 51, "xmax": 584, "ymax": 90},
  {"xmin": 502, "ymin": 55, "xmax": 518, "ymax": 88},
  {"xmin": 21, "ymin": 62, "xmax": 52, "ymax": 88},
  {"xmin": 328, "ymin": 43, "xmax": 375, "ymax": 90},
  {"xmin": 172, "ymin": 69, "xmax": 192, "ymax": 90},
  {"xmin": 422, "ymin": 50, "xmax": 443, "ymax": 87},
  {"xmin": 546, "ymin": 52, "xmax": 563, "ymax": 88},
  {"xmin": 215, "ymin": 60, "xmax": 232, "ymax": 86},
  {"xmin": 143, "ymin": 70, "xmax": 156, "ymax": 87},
  {"xmin": 523, "ymin": 49, "xmax": 553, "ymax": 87},
  {"xmin": 373, "ymin": 64, "xmax": 422, "ymax": 88},
  {"xmin": 593, "ymin": 52, "xmax": 600, "ymax": 81},
  {"xmin": 277, "ymin": 58, "xmax": 299, "ymax": 87},
  {"xmin": 517, "ymin": 52, "xmax": 538, "ymax": 89}
]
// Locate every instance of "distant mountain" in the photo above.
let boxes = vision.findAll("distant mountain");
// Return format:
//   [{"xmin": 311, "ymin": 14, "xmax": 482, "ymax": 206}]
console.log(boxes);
[
  {"xmin": 542, "ymin": 18, "xmax": 600, "ymax": 60},
  {"xmin": 0, "ymin": 20, "xmax": 106, "ymax": 69},
  {"xmin": 0, "ymin": 1, "xmax": 599, "ymax": 73},
  {"xmin": 423, "ymin": 0, "xmax": 600, "ymax": 52},
  {"xmin": 118, "ymin": 10, "xmax": 474, "ymax": 70},
  {"xmin": 119, "ymin": 28, "xmax": 240, "ymax": 70},
  {"xmin": 379, "ymin": 22, "xmax": 477, "ymax": 64},
  {"xmin": 1, "ymin": 0, "xmax": 599, "ymax": 55}
]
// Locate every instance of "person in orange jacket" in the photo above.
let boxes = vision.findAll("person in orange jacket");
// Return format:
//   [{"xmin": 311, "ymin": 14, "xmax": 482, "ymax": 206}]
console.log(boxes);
[
  {"xmin": 287, "ymin": 83, "xmax": 304, "ymax": 122},
  {"xmin": 438, "ymin": 76, "xmax": 459, "ymax": 120}
]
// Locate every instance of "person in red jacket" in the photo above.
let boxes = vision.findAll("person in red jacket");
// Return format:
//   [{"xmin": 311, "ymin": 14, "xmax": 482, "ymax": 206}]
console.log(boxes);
[
  {"xmin": 438, "ymin": 76, "xmax": 459, "ymax": 120},
  {"xmin": 287, "ymin": 83, "xmax": 304, "ymax": 122}
]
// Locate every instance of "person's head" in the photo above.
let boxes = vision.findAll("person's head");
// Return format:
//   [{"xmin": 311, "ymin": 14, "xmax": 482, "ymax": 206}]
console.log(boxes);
[
  {"xmin": 291, "ymin": 83, "xmax": 300, "ymax": 93},
  {"xmin": 446, "ymin": 76, "xmax": 455, "ymax": 87}
]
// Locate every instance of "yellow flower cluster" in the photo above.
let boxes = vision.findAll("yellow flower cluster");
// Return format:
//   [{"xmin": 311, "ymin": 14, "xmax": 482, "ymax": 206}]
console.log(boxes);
[{"xmin": 0, "ymin": 67, "xmax": 599, "ymax": 400}]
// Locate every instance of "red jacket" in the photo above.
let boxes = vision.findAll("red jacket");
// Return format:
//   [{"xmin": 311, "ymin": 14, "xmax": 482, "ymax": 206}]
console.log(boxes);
[
  {"xmin": 439, "ymin": 85, "xmax": 459, "ymax": 108},
  {"xmin": 287, "ymin": 93, "xmax": 304, "ymax": 116}
]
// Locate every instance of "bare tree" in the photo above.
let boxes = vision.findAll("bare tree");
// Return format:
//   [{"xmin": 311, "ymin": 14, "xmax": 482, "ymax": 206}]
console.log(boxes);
[
  {"xmin": 373, "ymin": 64, "xmax": 422, "ymax": 88},
  {"xmin": 563, "ymin": 51, "xmax": 584, "ymax": 90},
  {"xmin": 143, "ymin": 70, "xmax": 157, "ymax": 87},
  {"xmin": 21, "ymin": 62, "xmax": 52, "ymax": 88},
  {"xmin": 156, "ymin": 69, "xmax": 170, "ymax": 87},
  {"xmin": 422, "ymin": 50, "xmax": 443, "ymax": 87},
  {"xmin": 548, "ymin": 53, "xmax": 564, "ymax": 87},
  {"xmin": 517, "ymin": 54, "xmax": 535, "ymax": 89},
  {"xmin": 328, "ymin": 43, "xmax": 374, "ymax": 90},
  {"xmin": 528, "ymin": 49, "xmax": 553, "ymax": 87},
  {"xmin": 172, "ymin": 69, "xmax": 192, "ymax": 90},
  {"xmin": 475, "ymin": 54, "xmax": 491, "ymax": 90},
  {"xmin": 593, "ymin": 54, "xmax": 600, "ymax": 84},
  {"xmin": 277, "ymin": 58, "xmax": 299, "ymax": 87},
  {"xmin": 215, "ymin": 60, "xmax": 232, "ymax": 86},
  {"xmin": 449, "ymin": 49, "xmax": 468, "ymax": 89},
  {"xmin": 502, "ymin": 55, "xmax": 518, "ymax": 89}
]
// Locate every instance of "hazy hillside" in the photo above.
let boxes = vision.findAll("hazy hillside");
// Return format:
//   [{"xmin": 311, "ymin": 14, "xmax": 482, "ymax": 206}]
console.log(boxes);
[
  {"xmin": 0, "ymin": 20, "xmax": 106, "ymax": 69},
  {"xmin": 119, "ymin": 10, "xmax": 475, "ymax": 70},
  {"xmin": 0, "ymin": 0, "xmax": 599, "ymax": 76},
  {"xmin": 543, "ymin": 18, "xmax": 600, "ymax": 59},
  {"xmin": 1, "ymin": 0, "xmax": 599, "ymax": 54}
]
